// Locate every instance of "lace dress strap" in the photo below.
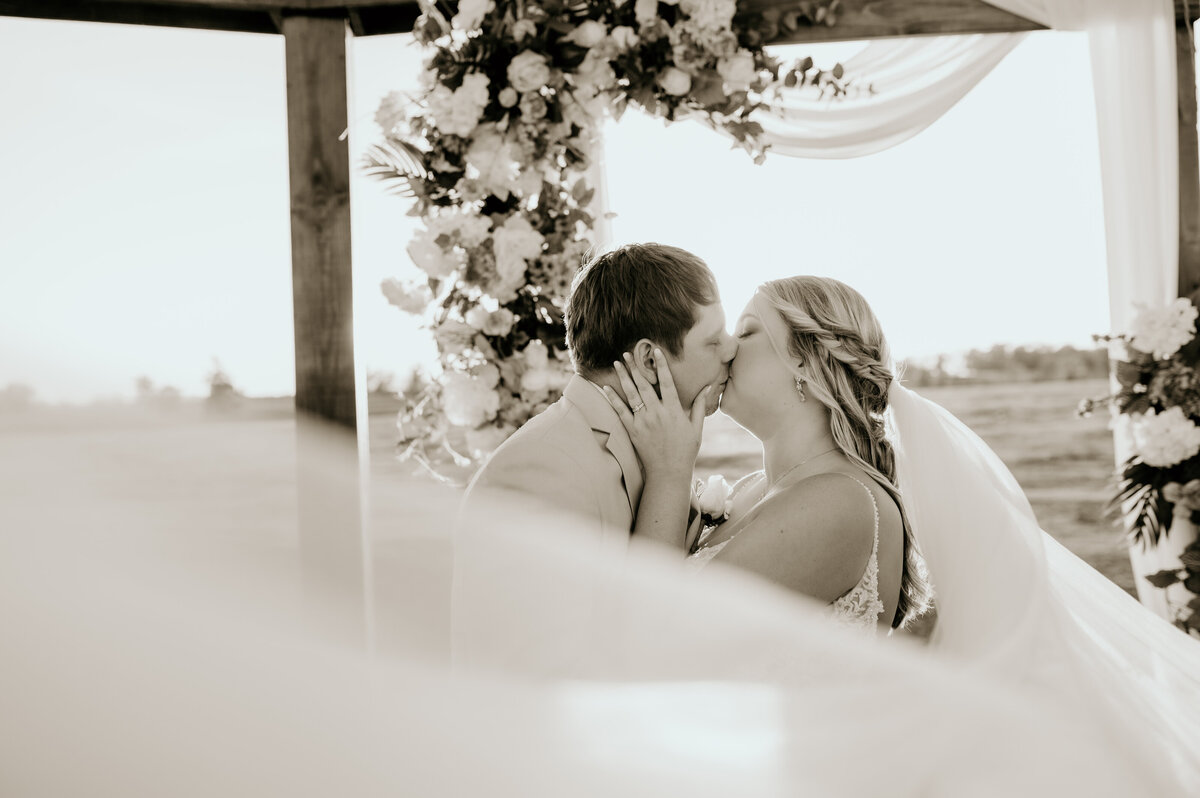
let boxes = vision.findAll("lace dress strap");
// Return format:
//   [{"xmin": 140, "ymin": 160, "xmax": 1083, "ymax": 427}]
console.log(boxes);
[{"xmin": 828, "ymin": 474, "xmax": 884, "ymax": 633}]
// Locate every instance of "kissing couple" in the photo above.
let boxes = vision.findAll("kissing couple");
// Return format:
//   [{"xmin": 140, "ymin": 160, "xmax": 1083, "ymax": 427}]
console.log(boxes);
[{"xmin": 463, "ymin": 242, "xmax": 929, "ymax": 635}]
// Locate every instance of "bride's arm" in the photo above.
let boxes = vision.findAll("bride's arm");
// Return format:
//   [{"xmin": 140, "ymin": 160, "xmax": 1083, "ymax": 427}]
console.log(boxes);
[{"xmin": 602, "ymin": 352, "xmax": 709, "ymax": 551}]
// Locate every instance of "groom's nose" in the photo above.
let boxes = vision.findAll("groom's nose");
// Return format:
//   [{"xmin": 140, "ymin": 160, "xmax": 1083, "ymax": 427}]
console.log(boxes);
[{"xmin": 719, "ymin": 332, "xmax": 738, "ymax": 364}]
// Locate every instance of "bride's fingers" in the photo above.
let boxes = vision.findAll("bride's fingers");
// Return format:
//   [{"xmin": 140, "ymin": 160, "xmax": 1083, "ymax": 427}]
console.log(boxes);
[
  {"xmin": 612, "ymin": 360, "xmax": 644, "ymax": 409},
  {"xmin": 621, "ymin": 353, "xmax": 658, "ymax": 405},
  {"xmin": 652, "ymin": 348, "xmax": 681, "ymax": 408}
]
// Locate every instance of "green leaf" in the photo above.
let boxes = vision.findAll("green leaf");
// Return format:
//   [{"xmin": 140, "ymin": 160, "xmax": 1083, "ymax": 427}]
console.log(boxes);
[{"xmin": 1145, "ymin": 569, "xmax": 1182, "ymax": 588}]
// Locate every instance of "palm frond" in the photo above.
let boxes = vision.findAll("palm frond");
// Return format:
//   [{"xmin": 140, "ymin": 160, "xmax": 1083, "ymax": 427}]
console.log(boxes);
[{"xmin": 361, "ymin": 140, "xmax": 429, "ymax": 198}]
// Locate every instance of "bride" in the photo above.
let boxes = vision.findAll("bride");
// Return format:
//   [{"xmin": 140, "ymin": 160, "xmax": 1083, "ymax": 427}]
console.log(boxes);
[{"xmin": 605, "ymin": 276, "xmax": 929, "ymax": 634}]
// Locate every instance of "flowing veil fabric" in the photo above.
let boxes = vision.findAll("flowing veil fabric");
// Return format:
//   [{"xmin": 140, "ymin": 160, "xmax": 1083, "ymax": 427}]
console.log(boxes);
[
  {"xmin": 889, "ymin": 384, "xmax": 1200, "ymax": 786},
  {"xmin": 4, "ymin": 415, "xmax": 1199, "ymax": 795}
]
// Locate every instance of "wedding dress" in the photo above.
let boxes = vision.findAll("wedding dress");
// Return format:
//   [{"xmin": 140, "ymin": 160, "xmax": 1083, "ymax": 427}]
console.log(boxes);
[
  {"xmin": 4, "ymin": 411, "xmax": 1198, "ymax": 795},
  {"xmin": 689, "ymin": 472, "xmax": 885, "ymax": 633}
]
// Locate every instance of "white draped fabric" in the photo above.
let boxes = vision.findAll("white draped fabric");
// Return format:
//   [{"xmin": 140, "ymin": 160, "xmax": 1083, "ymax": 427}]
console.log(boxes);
[{"xmin": 752, "ymin": 34, "xmax": 1025, "ymax": 158}]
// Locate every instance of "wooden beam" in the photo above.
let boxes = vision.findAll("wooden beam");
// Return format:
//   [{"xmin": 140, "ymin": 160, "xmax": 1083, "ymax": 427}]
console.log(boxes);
[
  {"xmin": 1178, "ymin": 20, "xmax": 1200, "ymax": 298},
  {"xmin": 0, "ymin": 0, "xmax": 280, "ymax": 33},
  {"xmin": 284, "ymin": 13, "xmax": 358, "ymax": 427},
  {"xmin": 749, "ymin": 0, "xmax": 1047, "ymax": 45}
]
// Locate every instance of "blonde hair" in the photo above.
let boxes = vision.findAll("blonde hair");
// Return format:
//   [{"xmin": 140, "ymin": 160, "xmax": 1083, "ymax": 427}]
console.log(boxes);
[{"xmin": 759, "ymin": 277, "xmax": 932, "ymax": 628}]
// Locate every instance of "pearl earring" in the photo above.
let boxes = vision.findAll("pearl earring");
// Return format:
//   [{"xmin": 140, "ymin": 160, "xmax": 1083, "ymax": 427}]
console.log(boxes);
[{"xmin": 795, "ymin": 376, "xmax": 807, "ymax": 402}]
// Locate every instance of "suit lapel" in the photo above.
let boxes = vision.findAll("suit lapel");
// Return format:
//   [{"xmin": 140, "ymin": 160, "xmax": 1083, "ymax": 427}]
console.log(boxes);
[{"xmin": 563, "ymin": 376, "xmax": 644, "ymax": 520}]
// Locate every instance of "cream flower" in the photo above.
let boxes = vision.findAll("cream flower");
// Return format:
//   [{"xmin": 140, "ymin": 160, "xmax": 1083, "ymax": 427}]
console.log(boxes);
[
  {"xmin": 498, "ymin": 87, "xmax": 519, "ymax": 108},
  {"xmin": 427, "ymin": 72, "xmax": 491, "ymax": 137},
  {"xmin": 519, "ymin": 91, "xmax": 548, "ymax": 121},
  {"xmin": 374, "ymin": 91, "xmax": 408, "ymax": 134},
  {"xmin": 564, "ymin": 20, "xmax": 607, "ymax": 48},
  {"xmin": 407, "ymin": 228, "xmax": 463, "ymax": 278},
  {"xmin": 511, "ymin": 19, "xmax": 538, "ymax": 43},
  {"xmin": 1132, "ymin": 406, "xmax": 1200, "ymax": 467},
  {"xmin": 466, "ymin": 127, "xmax": 520, "ymax": 200},
  {"xmin": 493, "ymin": 214, "xmax": 545, "ymax": 285},
  {"xmin": 433, "ymin": 319, "xmax": 477, "ymax": 355},
  {"xmin": 609, "ymin": 26, "xmax": 640, "ymax": 51},
  {"xmin": 442, "ymin": 372, "xmax": 501, "ymax": 427},
  {"xmin": 380, "ymin": 278, "xmax": 432, "ymax": 315},
  {"xmin": 465, "ymin": 306, "xmax": 517, "ymax": 337},
  {"xmin": 657, "ymin": 66, "xmax": 692, "ymax": 96},
  {"xmin": 1128, "ymin": 298, "xmax": 1199, "ymax": 359},
  {"xmin": 573, "ymin": 53, "xmax": 617, "ymax": 98},
  {"xmin": 635, "ymin": 0, "xmax": 659, "ymax": 26},
  {"xmin": 717, "ymin": 50, "xmax": 756, "ymax": 92},
  {"xmin": 679, "ymin": 0, "xmax": 735, "ymax": 29},
  {"xmin": 507, "ymin": 51, "xmax": 552, "ymax": 94},
  {"xmin": 452, "ymin": 0, "xmax": 493, "ymax": 31}
]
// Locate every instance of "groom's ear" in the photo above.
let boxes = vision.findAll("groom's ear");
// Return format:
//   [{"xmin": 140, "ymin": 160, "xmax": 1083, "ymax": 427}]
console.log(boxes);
[{"xmin": 631, "ymin": 339, "xmax": 659, "ymax": 385}]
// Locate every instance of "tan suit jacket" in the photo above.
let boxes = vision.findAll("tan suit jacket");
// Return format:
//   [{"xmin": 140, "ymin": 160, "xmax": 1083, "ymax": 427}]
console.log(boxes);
[
  {"xmin": 461, "ymin": 375, "xmax": 644, "ymax": 547},
  {"xmin": 452, "ymin": 376, "xmax": 644, "ymax": 671}
]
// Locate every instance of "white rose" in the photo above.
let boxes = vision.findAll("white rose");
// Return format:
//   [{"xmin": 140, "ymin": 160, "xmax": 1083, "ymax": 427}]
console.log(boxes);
[
  {"xmin": 465, "ymin": 424, "xmax": 516, "ymax": 458},
  {"xmin": 474, "ymin": 362, "xmax": 501, "ymax": 389},
  {"xmin": 433, "ymin": 319, "xmax": 477, "ymax": 355},
  {"xmin": 507, "ymin": 51, "xmax": 552, "ymax": 94},
  {"xmin": 634, "ymin": 0, "xmax": 659, "ymax": 26},
  {"xmin": 442, "ymin": 372, "xmax": 501, "ymax": 427},
  {"xmin": 523, "ymin": 339, "xmax": 550, "ymax": 369},
  {"xmin": 519, "ymin": 91, "xmax": 548, "ymax": 121},
  {"xmin": 455, "ymin": 212, "xmax": 493, "ymax": 248},
  {"xmin": 452, "ymin": 0, "xmax": 493, "ymax": 30},
  {"xmin": 483, "ymin": 308, "xmax": 516, "ymax": 336},
  {"xmin": 573, "ymin": 53, "xmax": 617, "ymax": 98},
  {"xmin": 492, "ymin": 214, "xmax": 545, "ymax": 284},
  {"xmin": 466, "ymin": 127, "xmax": 520, "ymax": 200},
  {"xmin": 695, "ymin": 474, "xmax": 732, "ymax": 518},
  {"xmin": 517, "ymin": 168, "xmax": 543, "ymax": 200},
  {"xmin": 657, "ymin": 66, "xmax": 692, "ymax": 96},
  {"xmin": 717, "ymin": 50, "xmax": 756, "ymax": 92},
  {"xmin": 1128, "ymin": 298, "xmax": 1199, "ymax": 359},
  {"xmin": 564, "ymin": 20, "xmax": 607, "ymax": 49},
  {"xmin": 1132, "ymin": 407, "xmax": 1200, "ymax": 467},
  {"xmin": 498, "ymin": 87, "xmax": 519, "ymax": 108},
  {"xmin": 609, "ymin": 26, "xmax": 640, "ymax": 51},
  {"xmin": 679, "ymin": 0, "xmax": 735, "ymax": 29},
  {"xmin": 511, "ymin": 19, "xmax": 538, "ymax": 43},
  {"xmin": 465, "ymin": 304, "xmax": 492, "ymax": 331},
  {"xmin": 380, "ymin": 278, "xmax": 432, "ymax": 315}
]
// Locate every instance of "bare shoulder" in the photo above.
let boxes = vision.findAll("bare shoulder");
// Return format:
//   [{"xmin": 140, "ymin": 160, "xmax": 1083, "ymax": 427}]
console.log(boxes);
[{"xmin": 720, "ymin": 471, "xmax": 877, "ymax": 601}]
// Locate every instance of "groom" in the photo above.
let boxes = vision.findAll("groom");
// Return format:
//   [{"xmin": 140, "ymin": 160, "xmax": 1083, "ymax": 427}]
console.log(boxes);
[{"xmin": 460, "ymin": 242, "xmax": 737, "ymax": 549}]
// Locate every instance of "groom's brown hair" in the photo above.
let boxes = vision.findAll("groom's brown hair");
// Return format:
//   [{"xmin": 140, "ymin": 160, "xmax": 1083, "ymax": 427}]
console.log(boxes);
[{"xmin": 565, "ymin": 243, "xmax": 718, "ymax": 376}]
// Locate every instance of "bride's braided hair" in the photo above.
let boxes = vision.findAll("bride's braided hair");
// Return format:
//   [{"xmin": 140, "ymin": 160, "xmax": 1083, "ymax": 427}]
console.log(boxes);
[{"xmin": 761, "ymin": 277, "xmax": 933, "ymax": 629}]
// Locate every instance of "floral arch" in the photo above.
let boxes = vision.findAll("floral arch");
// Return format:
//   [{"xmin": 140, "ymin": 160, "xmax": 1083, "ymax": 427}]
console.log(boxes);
[{"xmin": 369, "ymin": 0, "xmax": 854, "ymax": 479}]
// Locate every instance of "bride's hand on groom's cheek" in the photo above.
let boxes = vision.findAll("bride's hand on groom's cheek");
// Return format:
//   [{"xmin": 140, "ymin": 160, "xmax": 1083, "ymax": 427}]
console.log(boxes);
[{"xmin": 603, "ymin": 350, "xmax": 708, "ymax": 481}]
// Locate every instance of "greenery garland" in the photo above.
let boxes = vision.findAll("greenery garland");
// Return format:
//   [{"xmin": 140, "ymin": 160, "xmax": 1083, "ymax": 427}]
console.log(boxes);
[{"xmin": 369, "ymin": 0, "xmax": 851, "ymax": 482}]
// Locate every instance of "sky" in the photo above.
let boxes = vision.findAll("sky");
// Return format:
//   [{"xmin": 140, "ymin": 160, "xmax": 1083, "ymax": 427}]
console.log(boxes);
[{"xmin": 0, "ymin": 17, "xmax": 1113, "ymax": 401}]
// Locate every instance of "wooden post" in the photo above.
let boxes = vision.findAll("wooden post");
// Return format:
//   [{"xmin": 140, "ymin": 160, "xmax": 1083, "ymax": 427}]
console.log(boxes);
[
  {"xmin": 284, "ymin": 14, "xmax": 371, "ymax": 651},
  {"xmin": 283, "ymin": 13, "xmax": 357, "ymax": 428},
  {"xmin": 1179, "ymin": 20, "xmax": 1200, "ymax": 298}
]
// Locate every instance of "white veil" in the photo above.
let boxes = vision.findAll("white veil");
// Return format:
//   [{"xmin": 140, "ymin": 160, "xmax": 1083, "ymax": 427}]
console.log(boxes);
[{"xmin": 889, "ymin": 384, "xmax": 1200, "ymax": 785}]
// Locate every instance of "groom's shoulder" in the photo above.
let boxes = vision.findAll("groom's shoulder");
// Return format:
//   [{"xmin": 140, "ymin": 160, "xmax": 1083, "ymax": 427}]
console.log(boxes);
[{"xmin": 489, "ymin": 393, "xmax": 592, "ymax": 462}]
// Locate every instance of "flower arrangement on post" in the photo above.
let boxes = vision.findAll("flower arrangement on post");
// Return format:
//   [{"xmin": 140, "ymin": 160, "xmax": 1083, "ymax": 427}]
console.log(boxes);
[
  {"xmin": 368, "ymin": 0, "xmax": 852, "ymax": 483},
  {"xmin": 1081, "ymin": 295, "xmax": 1200, "ymax": 634}
]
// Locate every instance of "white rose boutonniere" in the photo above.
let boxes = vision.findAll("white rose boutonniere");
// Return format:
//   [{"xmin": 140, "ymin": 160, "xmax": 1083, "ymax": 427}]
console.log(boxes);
[{"xmin": 694, "ymin": 474, "xmax": 732, "ymax": 526}]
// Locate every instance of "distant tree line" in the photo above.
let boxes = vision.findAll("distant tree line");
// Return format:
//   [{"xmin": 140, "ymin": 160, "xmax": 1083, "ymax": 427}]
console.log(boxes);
[{"xmin": 901, "ymin": 345, "xmax": 1109, "ymax": 387}]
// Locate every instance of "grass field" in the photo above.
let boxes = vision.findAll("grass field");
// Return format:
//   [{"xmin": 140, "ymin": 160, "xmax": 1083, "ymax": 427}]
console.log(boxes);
[{"xmin": 689, "ymin": 378, "xmax": 1135, "ymax": 596}]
